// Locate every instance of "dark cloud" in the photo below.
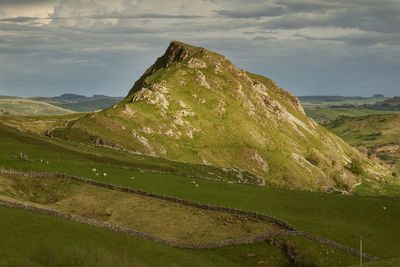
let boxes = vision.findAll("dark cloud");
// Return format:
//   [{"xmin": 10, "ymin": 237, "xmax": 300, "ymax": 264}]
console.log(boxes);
[
  {"xmin": 217, "ymin": 5, "xmax": 286, "ymax": 18},
  {"xmin": 91, "ymin": 13, "xmax": 203, "ymax": 19}
]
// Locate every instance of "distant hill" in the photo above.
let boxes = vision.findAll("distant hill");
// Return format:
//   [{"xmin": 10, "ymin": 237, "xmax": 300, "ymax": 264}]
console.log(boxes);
[
  {"xmin": 299, "ymin": 95, "xmax": 366, "ymax": 102},
  {"xmin": 32, "ymin": 94, "xmax": 123, "ymax": 112},
  {"xmin": 299, "ymin": 95, "xmax": 393, "ymax": 124},
  {"xmin": 51, "ymin": 41, "xmax": 386, "ymax": 192},
  {"xmin": 362, "ymin": 96, "xmax": 400, "ymax": 111},
  {"xmin": 0, "ymin": 98, "xmax": 73, "ymax": 116}
]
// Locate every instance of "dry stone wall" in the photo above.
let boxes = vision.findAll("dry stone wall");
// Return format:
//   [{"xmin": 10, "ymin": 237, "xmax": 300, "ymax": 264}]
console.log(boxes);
[{"xmin": 0, "ymin": 167, "xmax": 379, "ymax": 260}]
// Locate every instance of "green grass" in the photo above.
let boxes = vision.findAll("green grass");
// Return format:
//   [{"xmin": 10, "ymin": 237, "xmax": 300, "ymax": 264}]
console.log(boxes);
[
  {"xmin": 0, "ymin": 174, "xmax": 280, "ymax": 243},
  {"xmin": 0, "ymin": 124, "xmax": 399, "ymax": 261},
  {"xmin": 0, "ymin": 205, "xmax": 289, "ymax": 267},
  {"xmin": 348, "ymin": 258, "xmax": 400, "ymax": 267}
]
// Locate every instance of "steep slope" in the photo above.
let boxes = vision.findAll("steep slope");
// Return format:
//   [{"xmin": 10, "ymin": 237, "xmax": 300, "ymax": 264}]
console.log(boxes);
[{"xmin": 54, "ymin": 41, "xmax": 384, "ymax": 191}]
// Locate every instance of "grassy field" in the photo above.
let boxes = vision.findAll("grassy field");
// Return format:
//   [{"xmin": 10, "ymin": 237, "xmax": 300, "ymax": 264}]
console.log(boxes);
[
  {"xmin": 300, "ymin": 96, "xmax": 387, "ymax": 108},
  {"xmin": 0, "ymin": 98, "xmax": 73, "ymax": 116},
  {"xmin": 0, "ymin": 205, "xmax": 290, "ymax": 267},
  {"xmin": 299, "ymin": 96, "xmax": 399, "ymax": 124},
  {"xmin": 0, "ymin": 174, "xmax": 280, "ymax": 243},
  {"xmin": 0, "ymin": 123, "xmax": 399, "ymax": 263}
]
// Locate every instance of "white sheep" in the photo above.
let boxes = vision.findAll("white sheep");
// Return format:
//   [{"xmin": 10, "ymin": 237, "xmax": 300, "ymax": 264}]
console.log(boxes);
[
  {"xmin": 103, "ymin": 173, "xmax": 107, "ymax": 176},
  {"xmin": 92, "ymin": 168, "xmax": 97, "ymax": 172}
]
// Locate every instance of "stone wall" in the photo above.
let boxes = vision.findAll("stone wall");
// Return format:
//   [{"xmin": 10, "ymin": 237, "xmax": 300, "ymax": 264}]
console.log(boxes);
[{"xmin": 0, "ymin": 167, "xmax": 379, "ymax": 260}]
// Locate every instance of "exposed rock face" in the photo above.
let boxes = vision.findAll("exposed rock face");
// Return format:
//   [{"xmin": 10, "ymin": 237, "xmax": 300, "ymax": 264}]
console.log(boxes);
[{"xmin": 62, "ymin": 41, "xmax": 384, "ymax": 191}]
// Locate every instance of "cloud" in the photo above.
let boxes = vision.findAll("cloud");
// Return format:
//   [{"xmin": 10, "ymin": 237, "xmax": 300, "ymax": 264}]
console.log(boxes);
[
  {"xmin": 0, "ymin": 16, "xmax": 44, "ymax": 23},
  {"xmin": 295, "ymin": 32, "xmax": 400, "ymax": 47},
  {"xmin": 218, "ymin": 4, "xmax": 286, "ymax": 18},
  {"xmin": 0, "ymin": 0, "xmax": 399, "ymax": 97},
  {"xmin": 0, "ymin": 0, "xmax": 54, "ymax": 5}
]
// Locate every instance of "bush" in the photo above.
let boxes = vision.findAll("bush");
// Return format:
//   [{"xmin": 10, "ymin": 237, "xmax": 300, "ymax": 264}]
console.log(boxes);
[
  {"xmin": 305, "ymin": 151, "xmax": 320, "ymax": 166},
  {"xmin": 377, "ymin": 152, "xmax": 392, "ymax": 162},
  {"xmin": 346, "ymin": 159, "xmax": 364, "ymax": 175},
  {"xmin": 282, "ymin": 241, "xmax": 322, "ymax": 267}
]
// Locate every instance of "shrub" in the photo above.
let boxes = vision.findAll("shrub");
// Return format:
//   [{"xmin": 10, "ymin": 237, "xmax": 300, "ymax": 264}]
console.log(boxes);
[
  {"xmin": 377, "ymin": 152, "xmax": 392, "ymax": 162},
  {"xmin": 346, "ymin": 159, "xmax": 364, "ymax": 175},
  {"xmin": 305, "ymin": 151, "xmax": 320, "ymax": 166}
]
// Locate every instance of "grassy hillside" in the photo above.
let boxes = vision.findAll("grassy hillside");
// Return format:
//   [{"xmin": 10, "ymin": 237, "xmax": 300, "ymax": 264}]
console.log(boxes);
[
  {"xmin": 0, "ymin": 123, "xmax": 399, "ymax": 262},
  {"xmin": 0, "ymin": 174, "xmax": 280, "ymax": 243},
  {"xmin": 0, "ymin": 98, "xmax": 73, "ymax": 116},
  {"xmin": 0, "ymin": 205, "xmax": 290, "ymax": 267},
  {"xmin": 327, "ymin": 114, "xmax": 400, "ymax": 194},
  {"xmin": 51, "ymin": 41, "xmax": 385, "ymax": 192}
]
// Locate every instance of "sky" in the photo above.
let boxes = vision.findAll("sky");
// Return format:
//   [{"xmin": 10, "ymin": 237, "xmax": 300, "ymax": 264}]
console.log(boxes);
[{"xmin": 0, "ymin": 0, "xmax": 399, "ymax": 97}]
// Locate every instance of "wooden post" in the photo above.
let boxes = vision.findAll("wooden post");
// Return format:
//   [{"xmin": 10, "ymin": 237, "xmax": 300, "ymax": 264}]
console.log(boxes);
[{"xmin": 360, "ymin": 235, "xmax": 363, "ymax": 267}]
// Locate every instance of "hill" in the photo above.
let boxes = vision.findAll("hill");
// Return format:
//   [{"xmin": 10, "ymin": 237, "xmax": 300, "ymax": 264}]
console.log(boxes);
[
  {"xmin": 304, "ymin": 108, "xmax": 398, "ymax": 125},
  {"xmin": 0, "ymin": 123, "xmax": 399, "ymax": 265},
  {"xmin": 0, "ymin": 98, "xmax": 73, "ymax": 116},
  {"xmin": 32, "ymin": 94, "xmax": 123, "ymax": 112},
  {"xmin": 327, "ymin": 114, "xmax": 400, "ymax": 187},
  {"xmin": 299, "ymin": 95, "xmax": 395, "ymax": 124},
  {"xmin": 362, "ymin": 96, "xmax": 400, "ymax": 111},
  {"xmin": 52, "ymin": 41, "xmax": 385, "ymax": 192}
]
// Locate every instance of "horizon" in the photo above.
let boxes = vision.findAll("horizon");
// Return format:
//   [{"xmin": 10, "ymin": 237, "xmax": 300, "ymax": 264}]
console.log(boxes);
[
  {"xmin": 0, "ymin": 1, "xmax": 399, "ymax": 97},
  {"xmin": 1, "ymin": 92, "xmax": 396, "ymax": 99}
]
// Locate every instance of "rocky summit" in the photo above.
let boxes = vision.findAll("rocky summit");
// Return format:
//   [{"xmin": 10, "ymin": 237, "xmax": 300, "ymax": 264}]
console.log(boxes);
[{"xmin": 54, "ymin": 41, "xmax": 385, "ymax": 191}]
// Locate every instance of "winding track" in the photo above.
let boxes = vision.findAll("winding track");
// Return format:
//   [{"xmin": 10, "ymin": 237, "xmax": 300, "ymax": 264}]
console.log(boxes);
[{"xmin": 0, "ymin": 168, "xmax": 379, "ymax": 261}]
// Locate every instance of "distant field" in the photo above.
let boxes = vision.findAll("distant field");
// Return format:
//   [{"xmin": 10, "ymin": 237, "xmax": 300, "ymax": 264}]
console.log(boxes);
[
  {"xmin": 32, "ymin": 94, "xmax": 123, "ymax": 112},
  {"xmin": 299, "ymin": 96, "xmax": 399, "ymax": 124},
  {"xmin": 0, "ymin": 124, "xmax": 398, "ymax": 262},
  {"xmin": 300, "ymin": 96, "xmax": 387, "ymax": 108},
  {"xmin": 48, "ymin": 97, "xmax": 122, "ymax": 112},
  {"xmin": 304, "ymin": 107, "xmax": 398, "ymax": 124},
  {"xmin": 0, "ymin": 98, "xmax": 73, "ymax": 116}
]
